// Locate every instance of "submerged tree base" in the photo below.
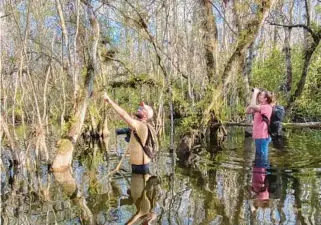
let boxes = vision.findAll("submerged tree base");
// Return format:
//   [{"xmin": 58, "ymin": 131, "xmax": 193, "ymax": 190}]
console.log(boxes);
[{"xmin": 52, "ymin": 139, "xmax": 74, "ymax": 171}]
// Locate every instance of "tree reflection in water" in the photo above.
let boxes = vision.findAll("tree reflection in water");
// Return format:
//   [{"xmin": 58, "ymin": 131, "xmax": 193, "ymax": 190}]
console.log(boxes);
[
  {"xmin": 53, "ymin": 168, "xmax": 95, "ymax": 225},
  {"xmin": 1, "ymin": 129, "xmax": 321, "ymax": 224}
]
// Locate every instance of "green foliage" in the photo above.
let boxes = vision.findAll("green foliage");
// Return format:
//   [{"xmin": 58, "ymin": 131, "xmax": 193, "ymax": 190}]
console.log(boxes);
[
  {"xmin": 252, "ymin": 47, "xmax": 286, "ymax": 97},
  {"xmin": 251, "ymin": 45, "xmax": 321, "ymax": 121},
  {"xmin": 294, "ymin": 48, "xmax": 321, "ymax": 121},
  {"xmin": 170, "ymin": 79, "xmax": 210, "ymax": 135},
  {"xmin": 172, "ymin": 86, "xmax": 192, "ymax": 116},
  {"xmin": 89, "ymin": 104, "xmax": 101, "ymax": 121},
  {"xmin": 175, "ymin": 114, "xmax": 200, "ymax": 137},
  {"xmin": 62, "ymin": 116, "xmax": 79, "ymax": 136},
  {"xmin": 316, "ymin": 5, "xmax": 321, "ymax": 15}
]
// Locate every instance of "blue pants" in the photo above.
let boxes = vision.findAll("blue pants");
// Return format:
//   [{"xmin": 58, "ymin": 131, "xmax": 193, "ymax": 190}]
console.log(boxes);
[{"xmin": 255, "ymin": 138, "xmax": 271, "ymax": 167}]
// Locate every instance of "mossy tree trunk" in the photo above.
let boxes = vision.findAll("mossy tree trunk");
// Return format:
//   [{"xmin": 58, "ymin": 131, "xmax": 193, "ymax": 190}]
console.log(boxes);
[
  {"xmin": 52, "ymin": 1, "xmax": 100, "ymax": 171},
  {"xmin": 221, "ymin": 0, "xmax": 276, "ymax": 91},
  {"xmin": 203, "ymin": 0, "xmax": 276, "ymax": 131},
  {"xmin": 200, "ymin": 0, "xmax": 218, "ymax": 85}
]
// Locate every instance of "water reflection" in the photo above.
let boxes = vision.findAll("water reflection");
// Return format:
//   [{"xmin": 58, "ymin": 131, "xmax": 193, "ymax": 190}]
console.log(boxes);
[
  {"xmin": 125, "ymin": 174, "xmax": 160, "ymax": 224},
  {"xmin": 250, "ymin": 144, "xmax": 271, "ymax": 211},
  {"xmin": 248, "ymin": 137, "xmax": 295, "ymax": 224},
  {"xmin": 1, "ymin": 128, "xmax": 321, "ymax": 224},
  {"xmin": 53, "ymin": 168, "xmax": 95, "ymax": 224}
]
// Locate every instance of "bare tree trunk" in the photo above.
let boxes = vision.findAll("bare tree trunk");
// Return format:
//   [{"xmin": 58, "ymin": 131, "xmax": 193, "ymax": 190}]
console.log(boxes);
[
  {"xmin": 284, "ymin": 27, "xmax": 292, "ymax": 94},
  {"xmin": 283, "ymin": 1, "xmax": 294, "ymax": 94},
  {"xmin": 26, "ymin": 68, "xmax": 49, "ymax": 161},
  {"xmin": 52, "ymin": 1, "xmax": 100, "ymax": 171},
  {"xmin": 55, "ymin": 0, "xmax": 72, "ymax": 77},
  {"xmin": 242, "ymin": 42, "xmax": 255, "ymax": 136},
  {"xmin": 11, "ymin": 0, "xmax": 30, "ymax": 138},
  {"xmin": 73, "ymin": 0, "xmax": 81, "ymax": 100},
  {"xmin": 60, "ymin": 69, "xmax": 66, "ymax": 130}
]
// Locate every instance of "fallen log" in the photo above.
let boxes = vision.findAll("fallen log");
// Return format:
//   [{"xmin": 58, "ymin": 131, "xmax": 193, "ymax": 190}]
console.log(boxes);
[{"xmin": 224, "ymin": 122, "xmax": 321, "ymax": 129}]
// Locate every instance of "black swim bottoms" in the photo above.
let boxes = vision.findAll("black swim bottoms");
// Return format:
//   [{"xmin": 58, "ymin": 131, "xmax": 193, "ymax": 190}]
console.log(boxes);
[{"xmin": 131, "ymin": 163, "xmax": 150, "ymax": 175}]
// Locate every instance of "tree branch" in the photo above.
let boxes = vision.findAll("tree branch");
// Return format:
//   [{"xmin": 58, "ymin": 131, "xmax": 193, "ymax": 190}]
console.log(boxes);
[
  {"xmin": 0, "ymin": 13, "xmax": 13, "ymax": 19},
  {"xmin": 97, "ymin": 8, "xmax": 188, "ymax": 80},
  {"xmin": 304, "ymin": 0, "xmax": 310, "ymax": 27},
  {"xmin": 269, "ymin": 22, "xmax": 317, "ymax": 42},
  {"xmin": 210, "ymin": 1, "xmax": 237, "ymax": 35}
]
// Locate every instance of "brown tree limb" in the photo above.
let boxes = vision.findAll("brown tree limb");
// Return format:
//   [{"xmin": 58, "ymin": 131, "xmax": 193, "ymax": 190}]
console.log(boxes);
[
  {"xmin": 269, "ymin": 22, "xmax": 318, "ymax": 42},
  {"xmin": 284, "ymin": 27, "xmax": 293, "ymax": 93},
  {"xmin": 231, "ymin": 0, "xmax": 241, "ymax": 33},
  {"xmin": 109, "ymin": 148, "xmax": 129, "ymax": 176},
  {"xmin": 55, "ymin": 0, "xmax": 72, "ymax": 73},
  {"xmin": 91, "ymin": 148, "xmax": 130, "ymax": 188},
  {"xmin": 0, "ymin": 115, "xmax": 20, "ymax": 161}
]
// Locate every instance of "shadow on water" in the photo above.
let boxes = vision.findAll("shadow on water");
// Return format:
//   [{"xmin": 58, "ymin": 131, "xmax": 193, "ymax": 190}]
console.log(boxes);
[{"xmin": 1, "ymin": 127, "xmax": 321, "ymax": 224}]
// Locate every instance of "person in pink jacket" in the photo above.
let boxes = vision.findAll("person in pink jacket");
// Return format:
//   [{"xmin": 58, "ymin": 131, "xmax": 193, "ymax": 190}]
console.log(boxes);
[{"xmin": 246, "ymin": 88, "xmax": 273, "ymax": 158}]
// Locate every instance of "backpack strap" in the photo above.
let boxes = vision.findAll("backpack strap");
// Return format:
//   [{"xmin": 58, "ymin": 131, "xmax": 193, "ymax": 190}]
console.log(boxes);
[
  {"xmin": 133, "ymin": 124, "xmax": 151, "ymax": 159},
  {"xmin": 261, "ymin": 114, "xmax": 271, "ymax": 136}
]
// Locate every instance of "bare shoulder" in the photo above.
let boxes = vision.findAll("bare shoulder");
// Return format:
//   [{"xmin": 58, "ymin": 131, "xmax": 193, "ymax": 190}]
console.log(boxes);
[{"xmin": 132, "ymin": 120, "xmax": 148, "ymax": 132}]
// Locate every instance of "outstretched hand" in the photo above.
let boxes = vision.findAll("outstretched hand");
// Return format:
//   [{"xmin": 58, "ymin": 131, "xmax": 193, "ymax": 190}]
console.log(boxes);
[{"xmin": 103, "ymin": 92, "xmax": 111, "ymax": 103}]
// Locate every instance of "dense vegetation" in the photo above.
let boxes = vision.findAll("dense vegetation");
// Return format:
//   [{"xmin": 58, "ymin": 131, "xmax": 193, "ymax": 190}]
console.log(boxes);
[{"xmin": 0, "ymin": 0, "xmax": 321, "ymax": 161}]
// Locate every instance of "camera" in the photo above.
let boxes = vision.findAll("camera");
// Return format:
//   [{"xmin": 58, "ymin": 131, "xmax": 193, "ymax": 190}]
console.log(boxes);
[{"xmin": 251, "ymin": 88, "xmax": 263, "ymax": 92}]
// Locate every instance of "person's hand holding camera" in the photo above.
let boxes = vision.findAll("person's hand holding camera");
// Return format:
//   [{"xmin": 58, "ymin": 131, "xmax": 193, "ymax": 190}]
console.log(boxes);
[{"xmin": 252, "ymin": 88, "xmax": 260, "ymax": 95}]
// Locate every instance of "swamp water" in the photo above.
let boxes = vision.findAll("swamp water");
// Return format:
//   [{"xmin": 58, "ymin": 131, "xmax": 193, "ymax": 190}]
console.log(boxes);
[{"xmin": 1, "ymin": 128, "xmax": 321, "ymax": 225}]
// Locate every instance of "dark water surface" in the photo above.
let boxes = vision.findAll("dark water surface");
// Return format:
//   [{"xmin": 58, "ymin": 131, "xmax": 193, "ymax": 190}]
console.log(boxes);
[{"xmin": 1, "ymin": 128, "xmax": 321, "ymax": 225}]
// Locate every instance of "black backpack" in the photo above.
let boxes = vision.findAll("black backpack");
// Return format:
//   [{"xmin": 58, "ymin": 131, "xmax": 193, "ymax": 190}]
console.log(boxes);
[
  {"xmin": 262, "ymin": 105, "xmax": 285, "ymax": 137},
  {"xmin": 133, "ymin": 123, "xmax": 159, "ymax": 160}
]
